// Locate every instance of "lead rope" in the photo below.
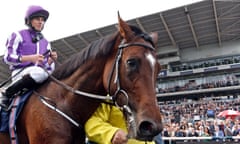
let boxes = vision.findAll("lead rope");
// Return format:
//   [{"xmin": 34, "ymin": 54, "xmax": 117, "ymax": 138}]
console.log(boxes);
[{"xmin": 122, "ymin": 104, "xmax": 137, "ymax": 139}]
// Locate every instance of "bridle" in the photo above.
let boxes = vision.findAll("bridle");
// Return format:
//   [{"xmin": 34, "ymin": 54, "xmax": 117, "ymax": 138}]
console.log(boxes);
[
  {"xmin": 106, "ymin": 38, "xmax": 155, "ymax": 138},
  {"xmin": 38, "ymin": 34, "xmax": 156, "ymax": 136},
  {"xmin": 108, "ymin": 34, "xmax": 156, "ymax": 106}
]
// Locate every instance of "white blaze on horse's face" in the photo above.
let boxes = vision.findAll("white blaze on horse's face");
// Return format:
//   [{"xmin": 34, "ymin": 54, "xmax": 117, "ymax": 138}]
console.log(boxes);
[
  {"xmin": 145, "ymin": 52, "xmax": 156, "ymax": 71},
  {"xmin": 145, "ymin": 52, "xmax": 156, "ymax": 86}
]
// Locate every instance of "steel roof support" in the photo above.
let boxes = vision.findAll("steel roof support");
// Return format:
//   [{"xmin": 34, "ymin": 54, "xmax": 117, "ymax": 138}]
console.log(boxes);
[
  {"xmin": 136, "ymin": 18, "xmax": 147, "ymax": 33},
  {"xmin": 218, "ymin": 2, "xmax": 240, "ymax": 17},
  {"xmin": 222, "ymin": 19, "xmax": 240, "ymax": 33},
  {"xmin": 213, "ymin": 0, "xmax": 222, "ymax": 47},
  {"xmin": 77, "ymin": 34, "xmax": 89, "ymax": 46},
  {"xmin": 185, "ymin": 7, "xmax": 199, "ymax": 48},
  {"xmin": 95, "ymin": 29, "xmax": 103, "ymax": 37},
  {"xmin": 159, "ymin": 13, "xmax": 177, "ymax": 48},
  {"xmin": 61, "ymin": 39, "xmax": 78, "ymax": 53}
]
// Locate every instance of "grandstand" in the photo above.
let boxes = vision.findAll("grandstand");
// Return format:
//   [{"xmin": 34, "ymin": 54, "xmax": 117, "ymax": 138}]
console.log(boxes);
[{"xmin": 1, "ymin": 0, "xmax": 240, "ymax": 102}]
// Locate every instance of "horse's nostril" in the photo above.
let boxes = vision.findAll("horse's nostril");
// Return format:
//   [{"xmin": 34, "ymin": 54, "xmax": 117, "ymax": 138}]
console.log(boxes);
[
  {"xmin": 139, "ymin": 121, "xmax": 155, "ymax": 136},
  {"xmin": 137, "ymin": 120, "xmax": 162, "ymax": 141}
]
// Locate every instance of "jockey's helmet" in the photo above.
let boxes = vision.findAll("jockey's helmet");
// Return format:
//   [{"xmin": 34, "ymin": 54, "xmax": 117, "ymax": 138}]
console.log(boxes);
[{"xmin": 25, "ymin": 5, "xmax": 49, "ymax": 26}]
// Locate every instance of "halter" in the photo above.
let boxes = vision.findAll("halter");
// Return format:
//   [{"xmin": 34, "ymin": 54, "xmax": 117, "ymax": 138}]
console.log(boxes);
[{"xmin": 39, "ymin": 34, "xmax": 156, "ymax": 137}]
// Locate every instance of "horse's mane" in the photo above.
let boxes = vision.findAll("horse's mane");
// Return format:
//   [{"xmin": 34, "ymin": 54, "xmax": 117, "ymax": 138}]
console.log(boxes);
[
  {"xmin": 52, "ymin": 32, "xmax": 118, "ymax": 79},
  {"xmin": 52, "ymin": 25, "xmax": 148, "ymax": 80}
]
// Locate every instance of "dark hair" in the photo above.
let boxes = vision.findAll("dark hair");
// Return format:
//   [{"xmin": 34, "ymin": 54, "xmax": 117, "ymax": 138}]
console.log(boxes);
[{"xmin": 129, "ymin": 25, "xmax": 155, "ymax": 47}]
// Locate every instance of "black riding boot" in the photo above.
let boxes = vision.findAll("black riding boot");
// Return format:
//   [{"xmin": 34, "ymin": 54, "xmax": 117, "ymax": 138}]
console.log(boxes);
[{"xmin": 0, "ymin": 74, "xmax": 37, "ymax": 111}]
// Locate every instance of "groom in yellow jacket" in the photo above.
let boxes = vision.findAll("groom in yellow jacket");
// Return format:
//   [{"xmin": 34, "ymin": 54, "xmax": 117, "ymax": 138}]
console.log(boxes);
[{"xmin": 84, "ymin": 103, "xmax": 160, "ymax": 144}]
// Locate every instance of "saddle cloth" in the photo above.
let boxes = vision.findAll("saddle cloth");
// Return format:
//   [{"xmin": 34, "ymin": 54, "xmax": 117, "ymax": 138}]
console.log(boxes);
[{"xmin": 0, "ymin": 91, "xmax": 32, "ymax": 144}]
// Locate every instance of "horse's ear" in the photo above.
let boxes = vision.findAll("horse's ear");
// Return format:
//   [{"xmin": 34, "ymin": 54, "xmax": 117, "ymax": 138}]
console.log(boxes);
[
  {"xmin": 149, "ymin": 32, "xmax": 158, "ymax": 46},
  {"xmin": 118, "ymin": 12, "xmax": 134, "ymax": 41}
]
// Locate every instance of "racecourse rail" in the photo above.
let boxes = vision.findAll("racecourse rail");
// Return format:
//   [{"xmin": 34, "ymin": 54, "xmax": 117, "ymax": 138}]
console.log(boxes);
[{"xmin": 162, "ymin": 136, "xmax": 240, "ymax": 144}]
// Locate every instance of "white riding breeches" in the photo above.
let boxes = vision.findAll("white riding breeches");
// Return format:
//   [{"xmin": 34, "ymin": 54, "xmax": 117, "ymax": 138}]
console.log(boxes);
[{"xmin": 11, "ymin": 66, "xmax": 52, "ymax": 83}]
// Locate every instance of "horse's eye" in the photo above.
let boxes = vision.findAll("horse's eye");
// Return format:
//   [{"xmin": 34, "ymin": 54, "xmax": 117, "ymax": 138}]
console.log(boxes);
[{"xmin": 127, "ymin": 59, "xmax": 138, "ymax": 71}]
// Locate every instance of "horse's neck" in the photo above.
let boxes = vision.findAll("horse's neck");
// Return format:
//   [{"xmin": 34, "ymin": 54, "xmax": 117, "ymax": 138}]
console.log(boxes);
[{"xmin": 69, "ymin": 61, "xmax": 106, "ymax": 92}]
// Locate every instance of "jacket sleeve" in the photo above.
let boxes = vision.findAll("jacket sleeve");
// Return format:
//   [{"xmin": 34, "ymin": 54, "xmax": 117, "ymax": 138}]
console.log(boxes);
[
  {"xmin": 3, "ymin": 32, "xmax": 22, "ymax": 65},
  {"xmin": 84, "ymin": 103, "xmax": 120, "ymax": 144},
  {"xmin": 84, "ymin": 103, "xmax": 156, "ymax": 144}
]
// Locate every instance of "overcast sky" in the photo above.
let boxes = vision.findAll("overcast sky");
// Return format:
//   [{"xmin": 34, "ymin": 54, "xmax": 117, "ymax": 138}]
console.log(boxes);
[{"xmin": 0, "ymin": 0, "xmax": 203, "ymax": 55}]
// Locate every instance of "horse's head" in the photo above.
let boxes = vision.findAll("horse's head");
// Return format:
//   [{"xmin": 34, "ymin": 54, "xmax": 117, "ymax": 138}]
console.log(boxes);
[{"xmin": 103, "ymin": 13, "xmax": 163, "ymax": 141}]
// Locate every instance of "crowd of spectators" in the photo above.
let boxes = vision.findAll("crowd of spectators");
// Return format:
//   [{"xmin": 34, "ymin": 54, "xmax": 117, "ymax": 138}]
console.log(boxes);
[
  {"xmin": 159, "ymin": 97, "xmax": 240, "ymax": 143},
  {"xmin": 157, "ymin": 64, "xmax": 240, "ymax": 143},
  {"xmin": 157, "ymin": 74, "xmax": 240, "ymax": 94},
  {"xmin": 171, "ymin": 56, "xmax": 240, "ymax": 72}
]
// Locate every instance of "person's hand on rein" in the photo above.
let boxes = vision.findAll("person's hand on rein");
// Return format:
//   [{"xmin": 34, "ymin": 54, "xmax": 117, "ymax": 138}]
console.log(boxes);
[
  {"xmin": 21, "ymin": 54, "xmax": 44, "ymax": 64},
  {"xmin": 111, "ymin": 129, "xmax": 128, "ymax": 144},
  {"xmin": 48, "ymin": 51, "xmax": 57, "ymax": 64},
  {"xmin": 50, "ymin": 51, "xmax": 57, "ymax": 60}
]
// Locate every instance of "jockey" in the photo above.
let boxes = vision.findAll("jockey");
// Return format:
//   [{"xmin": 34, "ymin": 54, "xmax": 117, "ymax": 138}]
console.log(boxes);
[
  {"xmin": 0, "ymin": 5, "xmax": 57, "ymax": 110},
  {"xmin": 84, "ymin": 103, "xmax": 162, "ymax": 144}
]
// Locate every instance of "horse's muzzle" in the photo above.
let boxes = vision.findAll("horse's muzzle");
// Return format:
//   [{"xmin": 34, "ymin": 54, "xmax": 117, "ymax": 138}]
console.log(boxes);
[{"xmin": 137, "ymin": 120, "xmax": 163, "ymax": 141}]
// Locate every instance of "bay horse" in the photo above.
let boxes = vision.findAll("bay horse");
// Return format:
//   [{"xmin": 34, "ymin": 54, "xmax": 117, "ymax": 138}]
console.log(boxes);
[{"xmin": 0, "ymin": 13, "xmax": 162, "ymax": 144}]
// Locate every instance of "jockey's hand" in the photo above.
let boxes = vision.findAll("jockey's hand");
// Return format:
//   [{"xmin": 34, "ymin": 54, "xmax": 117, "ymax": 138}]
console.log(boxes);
[
  {"xmin": 50, "ymin": 51, "xmax": 57, "ymax": 60},
  {"xmin": 111, "ymin": 129, "xmax": 128, "ymax": 144},
  {"xmin": 22, "ymin": 54, "xmax": 44, "ymax": 64},
  {"xmin": 48, "ymin": 51, "xmax": 57, "ymax": 64}
]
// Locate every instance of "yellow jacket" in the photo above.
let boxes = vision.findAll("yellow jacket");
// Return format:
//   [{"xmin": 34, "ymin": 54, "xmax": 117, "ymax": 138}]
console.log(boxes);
[{"xmin": 84, "ymin": 103, "xmax": 155, "ymax": 144}]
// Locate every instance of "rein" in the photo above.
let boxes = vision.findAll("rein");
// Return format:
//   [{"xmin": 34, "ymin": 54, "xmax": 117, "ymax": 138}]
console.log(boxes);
[
  {"xmin": 48, "ymin": 74, "xmax": 113, "ymax": 100},
  {"xmin": 37, "ymin": 92, "xmax": 81, "ymax": 128},
  {"xmin": 36, "ymin": 71, "xmax": 114, "ymax": 129}
]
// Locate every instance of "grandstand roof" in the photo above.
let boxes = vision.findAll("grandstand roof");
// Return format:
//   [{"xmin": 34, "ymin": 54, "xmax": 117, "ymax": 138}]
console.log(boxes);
[{"xmin": 0, "ymin": 0, "xmax": 239, "ymax": 83}]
